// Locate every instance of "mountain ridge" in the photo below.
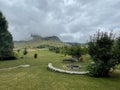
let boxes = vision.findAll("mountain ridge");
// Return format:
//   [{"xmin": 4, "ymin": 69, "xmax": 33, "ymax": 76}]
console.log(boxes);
[
  {"xmin": 14, "ymin": 35, "xmax": 61, "ymax": 42},
  {"xmin": 14, "ymin": 35, "xmax": 65, "ymax": 48}
]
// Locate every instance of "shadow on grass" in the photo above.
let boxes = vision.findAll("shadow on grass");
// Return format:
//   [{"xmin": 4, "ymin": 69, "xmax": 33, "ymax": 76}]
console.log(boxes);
[{"xmin": 0, "ymin": 57, "xmax": 17, "ymax": 61}]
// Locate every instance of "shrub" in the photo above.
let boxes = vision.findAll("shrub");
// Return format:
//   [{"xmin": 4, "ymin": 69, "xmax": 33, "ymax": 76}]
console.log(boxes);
[{"xmin": 88, "ymin": 31, "xmax": 117, "ymax": 77}]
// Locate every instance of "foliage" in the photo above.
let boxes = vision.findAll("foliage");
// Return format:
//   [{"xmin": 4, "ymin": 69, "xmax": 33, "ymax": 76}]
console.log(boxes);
[
  {"xmin": 60, "ymin": 46, "xmax": 70, "ymax": 56},
  {"xmin": 13, "ymin": 52, "xmax": 19, "ymax": 58},
  {"xmin": 60, "ymin": 45, "xmax": 82, "ymax": 61},
  {"xmin": 113, "ymin": 37, "xmax": 120, "ymax": 64},
  {"xmin": 80, "ymin": 46, "xmax": 89, "ymax": 55},
  {"xmin": 88, "ymin": 31, "xmax": 117, "ymax": 77},
  {"xmin": 49, "ymin": 46, "xmax": 60, "ymax": 53},
  {"xmin": 68, "ymin": 45, "xmax": 82, "ymax": 58},
  {"xmin": 36, "ymin": 45, "xmax": 53, "ymax": 49},
  {"xmin": 37, "ymin": 45, "xmax": 61, "ymax": 53},
  {"xmin": 23, "ymin": 48, "xmax": 28, "ymax": 55},
  {"xmin": 0, "ymin": 11, "xmax": 15, "ymax": 60}
]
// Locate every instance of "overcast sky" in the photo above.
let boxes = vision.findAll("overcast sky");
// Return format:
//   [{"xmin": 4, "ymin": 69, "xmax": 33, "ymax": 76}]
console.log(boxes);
[{"xmin": 0, "ymin": 0, "xmax": 120, "ymax": 43}]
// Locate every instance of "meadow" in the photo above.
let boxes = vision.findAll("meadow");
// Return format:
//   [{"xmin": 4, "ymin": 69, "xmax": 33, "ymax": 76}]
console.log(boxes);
[{"xmin": 0, "ymin": 49, "xmax": 120, "ymax": 90}]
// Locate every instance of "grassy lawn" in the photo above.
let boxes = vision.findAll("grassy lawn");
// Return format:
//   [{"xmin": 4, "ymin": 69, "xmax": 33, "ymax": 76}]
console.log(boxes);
[{"xmin": 0, "ymin": 49, "xmax": 120, "ymax": 90}]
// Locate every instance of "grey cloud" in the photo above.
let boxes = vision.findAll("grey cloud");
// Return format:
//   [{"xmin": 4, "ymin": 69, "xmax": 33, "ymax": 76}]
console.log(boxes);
[{"xmin": 0, "ymin": 0, "xmax": 120, "ymax": 43}]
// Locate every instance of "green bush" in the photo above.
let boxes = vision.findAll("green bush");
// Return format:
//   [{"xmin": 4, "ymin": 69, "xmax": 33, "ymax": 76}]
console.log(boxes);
[
  {"xmin": 113, "ymin": 37, "xmax": 120, "ymax": 64},
  {"xmin": 88, "ymin": 31, "xmax": 118, "ymax": 77}
]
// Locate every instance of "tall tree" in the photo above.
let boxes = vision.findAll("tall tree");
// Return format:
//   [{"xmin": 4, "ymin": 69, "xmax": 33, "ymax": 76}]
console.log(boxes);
[
  {"xmin": 0, "ymin": 11, "xmax": 14, "ymax": 60},
  {"xmin": 88, "ymin": 31, "xmax": 116, "ymax": 77},
  {"xmin": 113, "ymin": 37, "xmax": 120, "ymax": 64}
]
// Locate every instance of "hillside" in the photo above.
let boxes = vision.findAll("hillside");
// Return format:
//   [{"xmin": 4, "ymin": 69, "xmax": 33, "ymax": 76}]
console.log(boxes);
[
  {"xmin": 14, "ymin": 35, "xmax": 66, "ymax": 48},
  {"xmin": 30, "ymin": 35, "xmax": 61, "ymax": 41}
]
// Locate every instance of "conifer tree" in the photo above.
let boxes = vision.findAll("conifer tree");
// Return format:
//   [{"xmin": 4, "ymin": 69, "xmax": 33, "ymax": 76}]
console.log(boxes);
[{"xmin": 0, "ymin": 11, "xmax": 14, "ymax": 60}]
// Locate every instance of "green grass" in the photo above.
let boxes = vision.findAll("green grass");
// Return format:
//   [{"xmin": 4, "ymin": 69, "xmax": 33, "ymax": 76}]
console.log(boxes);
[
  {"xmin": 0, "ymin": 49, "xmax": 120, "ymax": 90},
  {"xmin": 14, "ymin": 40, "xmax": 66, "ymax": 49},
  {"xmin": 53, "ymin": 54, "xmax": 93, "ymax": 72}
]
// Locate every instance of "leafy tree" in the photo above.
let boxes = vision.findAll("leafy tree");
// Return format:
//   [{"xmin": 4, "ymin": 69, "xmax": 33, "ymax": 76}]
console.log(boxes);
[
  {"xmin": 113, "ymin": 37, "xmax": 120, "ymax": 64},
  {"xmin": 88, "ymin": 31, "xmax": 116, "ymax": 77},
  {"xmin": 17, "ymin": 49, "xmax": 20, "ymax": 53},
  {"xmin": 0, "ymin": 11, "xmax": 15, "ymax": 60},
  {"xmin": 60, "ymin": 46, "xmax": 70, "ymax": 56},
  {"xmin": 60, "ymin": 45, "xmax": 82, "ymax": 60},
  {"xmin": 68, "ymin": 45, "xmax": 82, "ymax": 59},
  {"xmin": 49, "ymin": 46, "xmax": 60, "ymax": 53},
  {"xmin": 80, "ymin": 46, "xmax": 88, "ymax": 55}
]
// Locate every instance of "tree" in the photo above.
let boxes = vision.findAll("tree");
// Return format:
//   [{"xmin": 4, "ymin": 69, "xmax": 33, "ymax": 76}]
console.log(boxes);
[
  {"xmin": 0, "ymin": 11, "xmax": 15, "ymax": 60},
  {"xmin": 23, "ymin": 48, "xmax": 28, "ymax": 56},
  {"xmin": 60, "ymin": 45, "xmax": 82, "ymax": 60},
  {"xmin": 113, "ymin": 37, "xmax": 120, "ymax": 64},
  {"xmin": 60, "ymin": 46, "xmax": 69, "ymax": 56},
  {"xmin": 88, "ymin": 31, "xmax": 116, "ymax": 77},
  {"xmin": 68, "ymin": 45, "xmax": 82, "ymax": 59}
]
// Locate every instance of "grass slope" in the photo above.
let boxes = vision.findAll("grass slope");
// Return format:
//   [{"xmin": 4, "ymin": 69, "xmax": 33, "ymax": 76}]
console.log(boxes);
[
  {"xmin": 14, "ymin": 40, "xmax": 66, "ymax": 49},
  {"xmin": 14, "ymin": 35, "xmax": 67, "ymax": 49},
  {"xmin": 0, "ymin": 49, "xmax": 120, "ymax": 90}
]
